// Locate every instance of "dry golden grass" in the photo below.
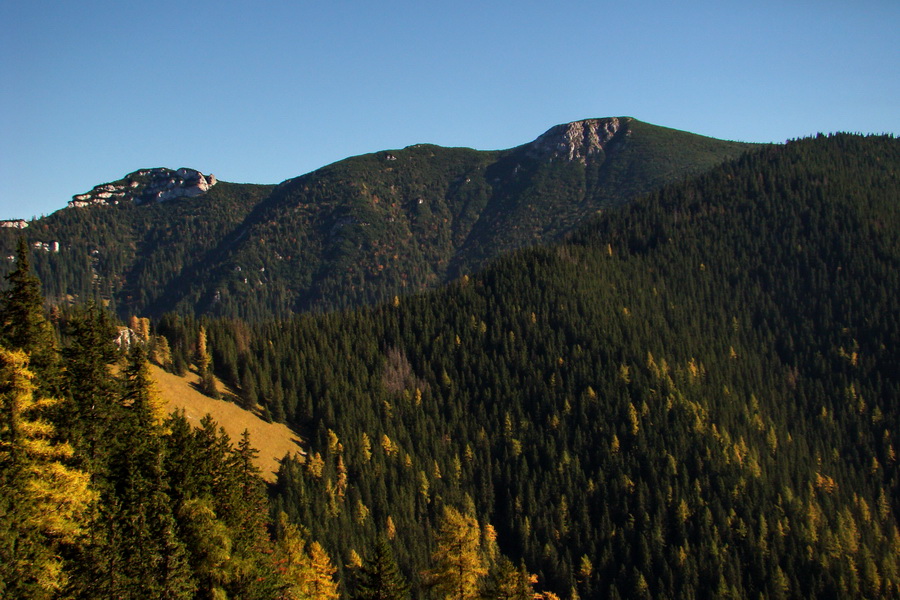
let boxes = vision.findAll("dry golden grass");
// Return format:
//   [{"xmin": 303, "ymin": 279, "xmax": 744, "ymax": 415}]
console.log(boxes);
[{"xmin": 150, "ymin": 364, "xmax": 304, "ymax": 482}]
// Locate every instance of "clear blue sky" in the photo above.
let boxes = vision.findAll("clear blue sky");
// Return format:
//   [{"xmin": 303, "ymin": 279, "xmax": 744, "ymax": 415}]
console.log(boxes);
[{"xmin": 1, "ymin": 0, "xmax": 897, "ymax": 221}]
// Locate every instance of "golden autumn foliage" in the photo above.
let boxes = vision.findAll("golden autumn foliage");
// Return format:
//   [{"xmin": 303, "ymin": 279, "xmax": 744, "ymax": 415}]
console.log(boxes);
[
  {"xmin": 426, "ymin": 505, "xmax": 487, "ymax": 600},
  {"xmin": 0, "ymin": 347, "xmax": 95, "ymax": 594},
  {"xmin": 386, "ymin": 515, "xmax": 396, "ymax": 540},
  {"xmin": 196, "ymin": 326, "xmax": 211, "ymax": 374},
  {"xmin": 275, "ymin": 513, "xmax": 340, "ymax": 600}
]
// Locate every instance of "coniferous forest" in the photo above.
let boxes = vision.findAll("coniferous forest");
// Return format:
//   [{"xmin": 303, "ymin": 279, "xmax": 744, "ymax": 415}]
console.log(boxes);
[
  {"xmin": 1, "ymin": 118, "xmax": 751, "ymax": 321},
  {"xmin": 2, "ymin": 132, "xmax": 900, "ymax": 599}
]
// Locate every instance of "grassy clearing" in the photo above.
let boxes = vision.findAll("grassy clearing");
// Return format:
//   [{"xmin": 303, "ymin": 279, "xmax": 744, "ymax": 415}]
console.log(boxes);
[{"xmin": 150, "ymin": 364, "xmax": 304, "ymax": 482}]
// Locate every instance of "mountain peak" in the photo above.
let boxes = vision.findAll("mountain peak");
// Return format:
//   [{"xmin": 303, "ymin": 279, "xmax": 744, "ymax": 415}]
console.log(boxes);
[
  {"xmin": 69, "ymin": 167, "xmax": 217, "ymax": 209},
  {"xmin": 529, "ymin": 117, "xmax": 628, "ymax": 161}
]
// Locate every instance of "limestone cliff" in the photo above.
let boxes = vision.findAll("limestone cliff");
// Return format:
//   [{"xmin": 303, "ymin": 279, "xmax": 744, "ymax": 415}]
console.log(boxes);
[
  {"xmin": 69, "ymin": 167, "xmax": 217, "ymax": 208},
  {"xmin": 528, "ymin": 117, "xmax": 627, "ymax": 162}
]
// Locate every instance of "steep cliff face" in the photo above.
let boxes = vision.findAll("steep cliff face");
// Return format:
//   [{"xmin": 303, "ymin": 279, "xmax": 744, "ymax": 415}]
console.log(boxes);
[
  {"xmin": 69, "ymin": 167, "xmax": 217, "ymax": 208},
  {"xmin": 528, "ymin": 117, "xmax": 626, "ymax": 162}
]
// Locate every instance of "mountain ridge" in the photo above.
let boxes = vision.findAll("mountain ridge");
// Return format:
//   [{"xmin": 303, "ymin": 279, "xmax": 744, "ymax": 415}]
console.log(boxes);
[
  {"xmin": 187, "ymin": 132, "xmax": 899, "ymax": 598},
  {"xmin": 3, "ymin": 128, "xmax": 898, "ymax": 599},
  {"xmin": 2, "ymin": 117, "xmax": 755, "ymax": 319},
  {"xmin": 28, "ymin": 117, "xmax": 742, "ymax": 219}
]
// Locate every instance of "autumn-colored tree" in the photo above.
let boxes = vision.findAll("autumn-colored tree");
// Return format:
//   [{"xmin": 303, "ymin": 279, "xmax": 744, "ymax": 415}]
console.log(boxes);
[
  {"xmin": 0, "ymin": 346, "xmax": 94, "ymax": 597},
  {"xmin": 275, "ymin": 513, "xmax": 340, "ymax": 600},
  {"xmin": 426, "ymin": 505, "xmax": 487, "ymax": 600},
  {"xmin": 150, "ymin": 334, "xmax": 174, "ymax": 370},
  {"xmin": 196, "ymin": 326, "xmax": 220, "ymax": 399},
  {"xmin": 178, "ymin": 497, "xmax": 232, "ymax": 598},
  {"xmin": 275, "ymin": 513, "xmax": 314, "ymax": 599},
  {"xmin": 484, "ymin": 556, "xmax": 535, "ymax": 600},
  {"xmin": 138, "ymin": 317, "xmax": 151, "ymax": 342},
  {"xmin": 196, "ymin": 326, "xmax": 211, "ymax": 374},
  {"xmin": 307, "ymin": 541, "xmax": 340, "ymax": 600},
  {"xmin": 386, "ymin": 515, "xmax": 396, "ymax": 541}
]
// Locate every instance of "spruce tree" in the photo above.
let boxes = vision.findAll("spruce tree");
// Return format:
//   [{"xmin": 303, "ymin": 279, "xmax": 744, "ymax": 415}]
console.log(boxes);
[
  {"xmin": 0, "ymin": 238, "xmax": 61, "ymax": 396},
  {"xmin": 100, "ymin": 345, "xmax": 192, "ymax": 599},
  {"xmin": 222, "ymin": 430, "xmax": 280, "ymax": 599},
  {"xmin": 351, "ymin": 537, "xmax": 410, "ymax": 600},
  {"xmin": 62, "ymin": 303, "xmax": 119, "ymax": 470}
]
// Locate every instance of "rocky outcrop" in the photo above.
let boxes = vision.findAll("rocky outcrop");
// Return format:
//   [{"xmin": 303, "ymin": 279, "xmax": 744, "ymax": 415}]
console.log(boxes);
[
  {"xmin": 0, "ymin": 219, "xmax": 28, "ymax": 229},
  {"xmin": 31, "ymin": 241, "xmax": 60, "ymax": 253},
  {"xmin": 529, "ymin": 117, "xmax": 626, "ymax": 162},
  {"xmin": 69, "ymin": 167, "xmax": 217, "ymax": 209}
]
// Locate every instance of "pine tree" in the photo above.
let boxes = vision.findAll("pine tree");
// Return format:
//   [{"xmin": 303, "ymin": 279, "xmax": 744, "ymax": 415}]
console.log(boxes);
[
  {"xmin": 222, "ymin": 430, "xmax": 280, "ymax": 599},
  {"xmin": 121, "ymin": 344, "xmax": 168, "ymax": 428},
  {"xmin": 351, "ymin": 537, "xmax": 410, "ymax": 600},
  {"xmin": 162, "ymin": 417, "xmax": 278, "ymax": 600}
]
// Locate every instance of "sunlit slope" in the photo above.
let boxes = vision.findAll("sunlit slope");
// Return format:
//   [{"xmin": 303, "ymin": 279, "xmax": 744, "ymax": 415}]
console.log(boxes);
[{"xmin": 149, "ymin": 363, "xmax": 303, "ymax": 482}]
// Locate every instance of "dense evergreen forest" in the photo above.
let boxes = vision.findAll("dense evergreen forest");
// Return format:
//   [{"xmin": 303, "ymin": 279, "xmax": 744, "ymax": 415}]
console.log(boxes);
[
  {"xmin": 1, "ymin": 118, "xmax": 751, "ymax": 320},
  {"xmin": 2, "ymin": 132, "xmax": 900, "ymax": 599}
]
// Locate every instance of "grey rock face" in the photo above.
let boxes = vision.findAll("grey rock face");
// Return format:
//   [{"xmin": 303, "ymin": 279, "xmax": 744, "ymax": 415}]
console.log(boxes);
[
  {"xmin": 529, "ymin": 117, "xmax": 623, "ymax": 162},
  {"xmin": 68, "ymin": 167, "xmax": 217, "ymax": 209}
]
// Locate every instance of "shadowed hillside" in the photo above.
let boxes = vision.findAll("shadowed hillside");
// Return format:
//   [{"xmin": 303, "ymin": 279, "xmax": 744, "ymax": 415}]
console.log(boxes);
[
  {"xmin": 1, "ymin": 131, "xmax": 897, "ymax": 599},
  {"xmin": 175, "ymin": 133, "xmax": 899, "ymax": 598},
  {"xmin": 2, "ymin": 118, "xmax": 753, "ymax": 320}
]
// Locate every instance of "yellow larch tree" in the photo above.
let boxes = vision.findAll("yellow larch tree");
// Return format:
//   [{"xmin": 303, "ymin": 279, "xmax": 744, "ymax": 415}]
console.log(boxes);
[
  {"xmin": 0, "ymin": 347, "xmax": 95, "ymax": 596},
  {"xmin": 427, "ymin": 505, "xmax": 487, "ymax": 600},
  {"xmin": 274, "ymin": 513, "xmax": 340, "ymax": 600}
]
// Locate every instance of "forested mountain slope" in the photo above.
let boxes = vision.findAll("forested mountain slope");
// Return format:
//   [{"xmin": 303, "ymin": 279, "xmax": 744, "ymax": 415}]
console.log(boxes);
[
  {"xmin": 4, "ymin": 180, "xmax": 274, "ymax": 312},
  {"xmin": 154, "ymin": 133, "xmax": 899, "ymax": 598},
  {"xmin": 2, "ymin": 132, "xmax": 898, "ymax": 599},
  {"xmin": 2, "ymin": 118, "xmax": 752, "ymax": 320}
]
